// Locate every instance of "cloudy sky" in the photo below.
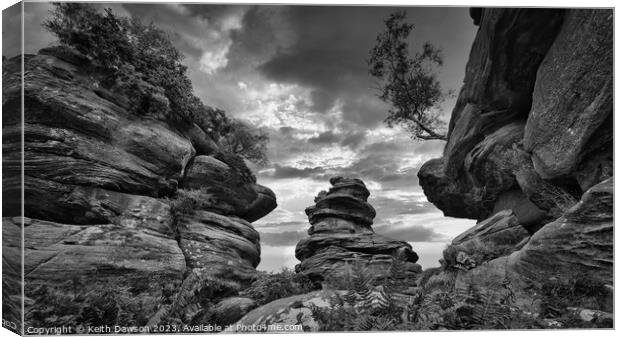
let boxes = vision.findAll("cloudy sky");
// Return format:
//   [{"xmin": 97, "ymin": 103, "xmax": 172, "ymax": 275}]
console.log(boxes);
[{"xmin": 7, "ymin": 1, "xmax": 478, "ymax": 272}]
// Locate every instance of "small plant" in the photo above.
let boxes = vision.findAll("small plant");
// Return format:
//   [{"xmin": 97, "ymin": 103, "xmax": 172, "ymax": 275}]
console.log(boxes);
[
  {"xmin": 25, "ymin": 278, "xmax": 158, "ymax": 328},
  {"xmin": 43, "ymin": 3, "xmax": 270, "ymax": 164},
  {"xmin": 310, "ymin": 258, "xmax": 411, "ymax": 331},
  {"xmin": 441, "ymin": 239, "xmax": 515, "ymax": 271},
  {"xmin": 241, "ymin": 268, "xmax": 315, "ymax": 306},
  {"xmin": 308, "ymin": 257, "xmax": 609, "ymax": 331},
  {"xmin": 538, "ymin": 276, "xmax": 608, "ymax": 320},
  {"xmin": 167, "ymin": 187, "xmax": 217, "ymax": 216},
  {"xmin": 165, "ymin": 269, "xmax": 240, "ymax": 324}
]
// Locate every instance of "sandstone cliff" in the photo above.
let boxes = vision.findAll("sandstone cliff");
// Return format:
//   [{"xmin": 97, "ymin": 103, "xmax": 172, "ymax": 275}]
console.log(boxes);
[
  {"xmin": 418, "ymin": 9, "xmax": 612, "ymax": 225},
  {"xmin": 2, "ymin": 46, "xmax": 277, "ymax": 328},
  {"xmin": 417, "ymin": 8, "xmax": 613, "ymax": 321}
]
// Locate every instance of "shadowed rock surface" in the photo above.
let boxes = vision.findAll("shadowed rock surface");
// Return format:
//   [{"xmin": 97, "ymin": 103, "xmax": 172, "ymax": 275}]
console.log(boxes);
[
  {"xmin": 418, "ymin": 8, "xmax": 612, "ymax": 226},
  {"xmin": 295, "ymin": 177, "xmax": 421, "ymax": 284},
  {"xmin": 416, "ymin": 8, "xmax": 613, "ymax": 321},
  {"xmin": 2, "ymin": 47, "xmax": 277, "ymax": 329}
]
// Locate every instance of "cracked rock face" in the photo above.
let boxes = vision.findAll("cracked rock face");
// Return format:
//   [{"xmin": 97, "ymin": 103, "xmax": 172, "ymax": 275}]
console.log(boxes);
[
  {"xmin": 2, "ymin": 47, "xmax": 277, "ymax": 330},
  {"xmin": 295, "ymin": 177, "xmax": 421, "ymax": 284},
  {"xmin": 418, "ymin": 9, "xmax": 612, "ymax": 230},
  {"xmin": 417, "ymin": 9, "xmax": 613, "ymax": 318}
]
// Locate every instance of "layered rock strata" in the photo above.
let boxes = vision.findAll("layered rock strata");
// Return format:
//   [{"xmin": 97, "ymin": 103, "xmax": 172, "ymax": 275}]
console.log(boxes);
[
  {"xmin": 417, "ymin": 8, "xmax": 613, "ymax": 318},
  {"xmin": 418, "ymin": 9, "xmax": 612, "ymax": 228},
  {"xmin": 295, "ymin": 177, "xmax": 421, "ymax": 284},
  {"xmin": 2, "ymin": 47, "xmax": 277, "ymax": 329}
]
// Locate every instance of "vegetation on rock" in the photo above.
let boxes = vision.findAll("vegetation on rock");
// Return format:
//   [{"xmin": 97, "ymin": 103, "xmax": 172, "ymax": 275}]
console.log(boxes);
[
  {"xmin": 43, "ymin": 3, "xmax": 268, "ymax": 164},
  {"xmin": 241, "ymin": 268, "xmax": 315, "ymax": 306},
  {"xmin": 309, "ymin": 257, "xmax": 612, "ymax": 331},
  {"xmin": 167, "ymin": 188, "xmax": 218, "ymax": 216}
]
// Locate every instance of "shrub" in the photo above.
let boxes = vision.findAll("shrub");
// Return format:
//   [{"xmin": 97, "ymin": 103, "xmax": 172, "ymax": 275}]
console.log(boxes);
[
  {"xmin": 44, "ymin": 3, "xmax": 269, "ymax": 164},
  {"xmin": 44, "ymin": 3, "xmax": 192, "ymax": 118},
  {"xmin": 167, "ymin": 187, "xmax": 217, "ymax": 216},
  {"xmin": 309, "ymin": 258, "xmax": 611, "ymax": 331},
  {"xmin": 25, "ymin": 278, "xmax": 160, "ymax": 328},
  {"xmin": 241, "ymin": 268, "xmax": 315, "ymax": 306},
  {"xmin": 441, "ymin": 239, "xmax": 515, "ymax": 271},
  {"xmin": 538, "ymin": 276, "xmax": 609, "ymax": 320}
]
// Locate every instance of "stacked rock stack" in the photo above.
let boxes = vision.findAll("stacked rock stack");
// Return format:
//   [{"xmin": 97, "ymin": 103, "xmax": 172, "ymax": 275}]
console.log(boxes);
[{"xmin": 295, "ymin": 177, "xmax": 421, "ymax": 285}]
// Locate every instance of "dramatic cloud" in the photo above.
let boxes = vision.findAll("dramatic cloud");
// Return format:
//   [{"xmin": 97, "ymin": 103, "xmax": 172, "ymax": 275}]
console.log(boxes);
[
  {"xmin": 271, "ymin": 164, "xmax": 326, "ymax": 179},
  {"xmin": 15, "ymin": 2, "xmax": 479, "ymax": 272}
]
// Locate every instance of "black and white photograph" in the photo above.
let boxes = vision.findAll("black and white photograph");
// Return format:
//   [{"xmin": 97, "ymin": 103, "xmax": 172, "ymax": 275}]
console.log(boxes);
[{"xmin": 1, "ymin": 0, "xmax": 615, "ymax": 334}]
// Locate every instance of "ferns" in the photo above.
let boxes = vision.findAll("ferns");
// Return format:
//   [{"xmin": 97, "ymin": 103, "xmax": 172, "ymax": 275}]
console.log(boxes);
[
  {"xmin": 310, "ymin": 257, "xmax": 411, "ymax": 331},
  {"xmin": 241, "ymin": 268, "xmax": 315, "ymax": 305},
  {"xmin": 149, "ymin": 268, "xmax": 240, "ymax": 325},
  {"xmin": 309, "ymin": 256, "xmax": 533, "ymax": 331}
]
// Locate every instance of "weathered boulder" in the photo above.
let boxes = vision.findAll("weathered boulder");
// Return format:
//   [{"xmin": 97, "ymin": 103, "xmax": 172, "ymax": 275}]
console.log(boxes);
[
  {"xmin": 229, "ymin": 289, "xmax": 415, "ymax": 332},
  {"xmin": 295, "ymin": 177, "xmax": 420, "ymax": 284},
  {"xmin": 227, "ymin": 290, "xmax": 337, "ymax": 332},
  {"xmin": 491, "ymin": 189, "xmax": 548, "ymax": 231},
  {"xmin": 418, "ymin": 158, "xmax": 488, "ymax": 219},
  {"xmin": 177, "ymin": 211, "xmax": 261, "ymax": 286},
  {"xmin": 243, "ymin": 184, "xmax": 278, "ymax": 223},
  {"xmin": 181, "ymin": 155, "xmax": 257, "ymax": 214},
  {"xmin": 510, "ymin": 177, "xmax": 613, "ymax": 288},
  {"xmin": 7, "ymin": 216, "xmax": 186, "ymax": 325},
  {"xmin": 180, "ymin": 155, "xmax": 277, "ymax": 221},
  {"xmin": 2, "ymin": 54, "xmax": 195, "ymax": 199},
  {"xmin": 450, "ymin": 210, "xmax": 530, "ymax": 261},
  {"xmin": 442, "ymin": 177, "xmax": 614, "ymax": 319},
  {"xmin": 524, "ymin": 10, "xmax": 613, "ymax": 179},
  {"xmin": 440, "ymin": 210, "xmax": 530, "ymax": 270},
  {"xmin": 211, "ymin": 297, "xmax": 258, "ymax": 326}
]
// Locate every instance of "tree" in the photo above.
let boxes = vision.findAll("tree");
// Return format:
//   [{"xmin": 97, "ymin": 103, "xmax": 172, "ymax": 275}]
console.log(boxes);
[
  {"xmin": 368, "ymin": 11, "xmax": 448, "ymax": 141},
  {"xmin": 218, "ymin": 119, "xmax": 269, "ymax": 167}
]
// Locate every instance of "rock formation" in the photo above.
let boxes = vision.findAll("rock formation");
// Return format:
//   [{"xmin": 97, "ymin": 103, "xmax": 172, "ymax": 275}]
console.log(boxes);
[
  {"xmin": 295, "ymin": 177, "xmax": 421, "ymax": 285},
  {"xmin": 418, "ymin": 9, "xmax": 612, "ymax": 227},
  {"xmin": 417, "ymin": 8, "xmax": 613, "ymax": 319},
  {"xmin": 2, "ymin": 46, "xmax": 277, "ymax": 330}
]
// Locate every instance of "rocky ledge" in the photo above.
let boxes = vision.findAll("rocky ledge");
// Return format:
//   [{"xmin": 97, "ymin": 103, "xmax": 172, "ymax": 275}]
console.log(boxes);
[
  {"xmin": 2, "ymin": 47, "xmax": 277, "ymax": 328},
  {"xmin": 295, "ymin": 177, "xmax": 421, "ymax": 284}
]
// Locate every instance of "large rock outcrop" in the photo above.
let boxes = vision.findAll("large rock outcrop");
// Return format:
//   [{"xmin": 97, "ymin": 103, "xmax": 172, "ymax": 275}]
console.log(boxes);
[
  {"xmin": 450, "ymin": 178, "xmax": 613, "ymax": 316},
  {"xmin": 418, "ymin": 8, "xmax": 612, "ymax": 230},
  {"xmin": 2, "ymin": 47, "xmax": 277, "ymax": 331},
  {"xmin": 416, "ymin": 8, "xmax": 613, "ymax": 322},
  {"xmin": 510, "ymin": 177, "xmax": 613, "ymax": 288},
  {"xmin": 295, "ymin": 177, "xmax": 421, "ymax": 284}
]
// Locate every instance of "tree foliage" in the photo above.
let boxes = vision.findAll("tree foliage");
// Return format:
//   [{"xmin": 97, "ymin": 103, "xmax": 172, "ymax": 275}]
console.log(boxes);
[
  {"xmin": 368, "ymin": 11, "xmax": 448, "ymax": 141},
  {"xmin": 43, "ymin": 3, "xmax": 269, "ymax": 164},
  {"xmin": 217, "ymin": 120, "xmax": 269, "ymax": 167}
]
